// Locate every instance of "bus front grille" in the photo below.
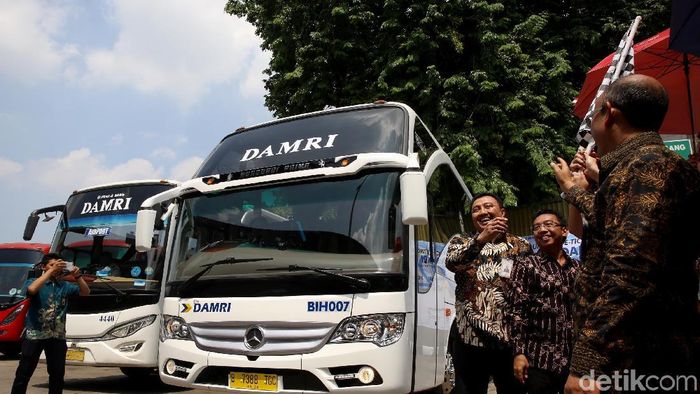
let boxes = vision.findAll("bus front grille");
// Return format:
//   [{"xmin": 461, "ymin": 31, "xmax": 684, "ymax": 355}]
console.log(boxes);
[{"xmin": 188, "ymin": 321, "xmax": 337, "ymax": 356}]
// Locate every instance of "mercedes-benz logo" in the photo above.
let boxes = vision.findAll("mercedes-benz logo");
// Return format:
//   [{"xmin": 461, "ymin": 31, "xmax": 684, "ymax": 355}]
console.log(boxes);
[{"xmin": 244, "ymin": 326, "xmax": 265, "ymax": 350}]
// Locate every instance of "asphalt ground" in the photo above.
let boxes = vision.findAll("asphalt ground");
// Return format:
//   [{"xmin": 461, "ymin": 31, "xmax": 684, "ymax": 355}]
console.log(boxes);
[
  {"xmin": 0, "ymin": 352, "xmax": 496, "ymax": 393},
  {"xmin": 0, "ymin": 353, "xmax": 206, "ymax": 394}
]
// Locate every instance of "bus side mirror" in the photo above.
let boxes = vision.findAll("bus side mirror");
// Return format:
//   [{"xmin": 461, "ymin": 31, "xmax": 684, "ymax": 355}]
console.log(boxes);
[
  {"xmin": 23, "ymin": 214, "xmax": 39, "ymax": 241},
  {"xmin": 400, "ymin": 171, "xmax": 428, "ymax": 225},
  {"xmin": 135, "ymin": 209, "xmax": 157, "ymax": 252}
]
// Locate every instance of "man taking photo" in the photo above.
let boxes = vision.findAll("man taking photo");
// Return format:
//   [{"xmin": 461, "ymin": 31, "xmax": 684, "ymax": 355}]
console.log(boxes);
[{"xmin": 11, "ymin": 253, "xmax": 90, "ymax": 394}]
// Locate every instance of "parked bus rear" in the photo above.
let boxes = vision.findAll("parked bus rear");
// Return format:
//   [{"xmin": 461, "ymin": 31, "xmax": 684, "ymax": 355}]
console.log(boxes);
[{"xmin": 0, "ymin": 242, "xmax": 50, "ymax": 356}]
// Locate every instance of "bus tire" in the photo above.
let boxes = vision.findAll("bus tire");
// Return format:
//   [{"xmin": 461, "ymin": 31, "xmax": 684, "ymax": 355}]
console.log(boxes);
[
  {"xmin": 120, "ymin": 367, "xmax": 154, "ymax": 379},
  {"xmin": 0, "ymin": 344, "xmax": 21, "ymax": 358}
]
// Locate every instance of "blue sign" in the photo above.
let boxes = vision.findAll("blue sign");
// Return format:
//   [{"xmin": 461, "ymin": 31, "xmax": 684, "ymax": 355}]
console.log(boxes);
[
  {"xmin": 85, "ymin": 227, "xmax": 111, "ymax": 237},
  {"xmin": 523, "ymin": 234, "xmax": 581, "ymax": 260},
  {"xmin": 416, "ymin": 241, "xmax": 446, "ymax": 293},
  {"xmin": 131, "ymin": 266, "xmax": 142, "ymax": 277}
]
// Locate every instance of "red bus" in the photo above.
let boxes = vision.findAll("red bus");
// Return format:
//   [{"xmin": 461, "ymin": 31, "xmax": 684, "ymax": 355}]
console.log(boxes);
[{"xmin": 0, "ymin": 242, "xmax": 50, "ymax": 356}]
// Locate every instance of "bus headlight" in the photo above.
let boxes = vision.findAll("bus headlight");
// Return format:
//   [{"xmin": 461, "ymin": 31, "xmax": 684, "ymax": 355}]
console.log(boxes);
[
  {"xmin": 0, "ymin": 303, "xmax": 25, "ymax": 326},
  {"xmin": 160, "ymin": 315, "xmax": 192, "ymax": 341},
  {"xmin": 66, "ymin": 315, "xmax": 157, "ymax": 343},
  {"xmin": 330, "ymin": 313, "xmax": 405, "ymax": 347},
  {"xmin": 104, "ymin": 315, "xmax": 157, "ymax": 340}
]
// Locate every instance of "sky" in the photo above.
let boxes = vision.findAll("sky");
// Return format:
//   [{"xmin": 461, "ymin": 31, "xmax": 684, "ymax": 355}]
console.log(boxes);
[{"xmin": 0, "ymin": 0, "xmax": 272, "ymax": 244}]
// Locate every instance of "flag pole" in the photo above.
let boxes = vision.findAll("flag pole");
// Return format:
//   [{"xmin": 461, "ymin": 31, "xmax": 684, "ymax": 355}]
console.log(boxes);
[
  {"xmin": 584, "ymin": 16, "xmax": 642, "ymax": 153},
  {"xmin": 612, "ymin": 16, "xmax": 642, "ymax": 80},
  {"xmin": 682, "ymin": 53, "xmax": 697, "ymax": 154}
]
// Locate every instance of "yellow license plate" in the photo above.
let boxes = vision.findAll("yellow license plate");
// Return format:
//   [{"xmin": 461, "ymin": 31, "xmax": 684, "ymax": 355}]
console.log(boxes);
[
  {"xmin": 229, "ymin": 372, "xmax": 278, "ymax": 391},
  {"xmin": 65, "ymin": 349, "xmax": 84, "ymax": 362}
]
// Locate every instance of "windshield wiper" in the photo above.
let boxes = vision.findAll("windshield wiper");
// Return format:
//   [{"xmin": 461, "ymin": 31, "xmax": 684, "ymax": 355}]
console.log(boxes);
[
  {"xmin": 92, "ymin": 277, "xmax": 128, "ymax": 300},
  {"xmin": 262, "ymin": 265, "xmax": 371, "ymax": 291},
  {"xmin": 178, "ymin": 256, "xmax": 274, "ymax": 296}
]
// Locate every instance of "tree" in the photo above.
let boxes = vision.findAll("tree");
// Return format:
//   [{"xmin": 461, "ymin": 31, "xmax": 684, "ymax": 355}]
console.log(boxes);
[{"xmin": 226, "ymin": 0, "xmax": 670, "ymax": 206}]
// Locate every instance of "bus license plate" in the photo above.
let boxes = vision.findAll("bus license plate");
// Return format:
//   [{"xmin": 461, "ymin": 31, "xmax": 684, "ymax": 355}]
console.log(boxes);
[
  {"xmin": 66, "ymin": 349, "xmax": 85, "ymax": 362},
  {"xmin": 229, "ymin": 372, "xmax": 278, "ymax": 391}
]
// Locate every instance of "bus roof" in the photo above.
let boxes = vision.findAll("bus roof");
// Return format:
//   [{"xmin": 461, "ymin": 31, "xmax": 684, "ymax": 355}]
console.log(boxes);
[
  {"xmin": 70, "ymin": 179, "xmax": 179, "ymax": 196},
  {"xmin": 0, "ymin": 243, "xmax": 50, "ymax": 253},
  {"xmin": 218, "ymin": 101, "xmax": 416, "ymax": 144}
]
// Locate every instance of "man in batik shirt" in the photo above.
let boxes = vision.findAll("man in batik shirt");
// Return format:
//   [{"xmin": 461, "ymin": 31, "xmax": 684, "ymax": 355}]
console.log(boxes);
[
  {"xmin": 509, "ymin": 209, "xmax": 580, "ymax": 394},
  {"xmin": 552, "ymin": 75, "xmax": 700, "ymax": 393},
  {"xmin": 446, "ymin": 193, "xmax": 532, "ymax": 394},
  {"xmin": 12, "ymin": 254, "xmax": 90, "ymax": 394}
]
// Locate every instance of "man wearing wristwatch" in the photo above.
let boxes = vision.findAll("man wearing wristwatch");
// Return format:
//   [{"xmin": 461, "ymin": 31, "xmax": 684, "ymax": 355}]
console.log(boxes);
[{"xmin": 11, "ymin": 253, "xmax": 90, "ymax": 394}]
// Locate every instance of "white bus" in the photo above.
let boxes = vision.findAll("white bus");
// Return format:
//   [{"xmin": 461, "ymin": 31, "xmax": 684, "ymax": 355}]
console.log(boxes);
[
  {"xmin": 136, "ymin": 102, "xmax": 471, "ymax": 392},
  {"xmin": 24, "ymin": 180, "xmax": 178, "ymax": 378}
]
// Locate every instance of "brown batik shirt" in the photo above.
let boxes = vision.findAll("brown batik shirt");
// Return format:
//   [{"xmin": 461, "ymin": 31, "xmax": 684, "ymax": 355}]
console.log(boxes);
[
  {"xmin": 508, "ymin": 250, "xmax": 580, "ymax": 375},
  {"xmin": 446, "ymin": 233, "xmax": 532, "ymax": 348},
  {"xmin": 564, "ymin": 132, "xmax": 700, "ymax": 376}
]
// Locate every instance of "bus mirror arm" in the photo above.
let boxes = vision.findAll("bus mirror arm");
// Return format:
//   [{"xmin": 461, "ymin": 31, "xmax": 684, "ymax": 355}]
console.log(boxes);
[
  {"xmin": 23, "ymin": 204, "xmax": 65, "ymax": 241},
  {"xmin": 400, "ymin": 169, "xmax": 428, "ymax": 226},
  {"xmin": 135, "ymin": 209, "xmax": 157, "ymax": 252}
]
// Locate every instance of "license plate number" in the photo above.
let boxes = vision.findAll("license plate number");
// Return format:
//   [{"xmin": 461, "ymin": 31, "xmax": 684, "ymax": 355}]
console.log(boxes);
[
  {"xmin": 229, "ymin": 372, "xmax": 278, "ymax": 391},
  {"xmin": 65, "ymin": 349, "xmax": 84, "ymax": 362}
]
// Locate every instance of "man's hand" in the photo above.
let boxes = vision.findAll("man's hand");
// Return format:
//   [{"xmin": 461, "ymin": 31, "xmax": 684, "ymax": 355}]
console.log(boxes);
[
  {"xmin": 564, "ymin": 375, "xmax": 600, "ymax": 394},
  {"xmin": 572, "ymin": 171, "xmax": 590, "ymax": 190},
  {"xmin": 28, "ymin": 259, "xmax": 66, "ymax": 295},
  {"xmin": 46, "ymin": 260, "xmax": 66, "ymax": 276},
  {"xmin": 583, "ymin": 152, "xmax": 600, "ymax": 183},
  {"xmin": 570, "ymin": 151, "xmax": 600, "ymax": 186},
  {"xmin": 570, "ymin": 151, "xmax": 587, "ymax": 173},
  {"xmin": 476, "ymin": 217, "xmax": 508, "ymax": 244},
  {"xmin": 73, "ymin": 266, "xmax": 91, "ymax": 296},
  {"xmin": 550, "ymin": 157, "xmax": 577, "ymax": 193},
  {"xmin": 513, "ymin": 354, "xmax": 529, "ymax": 384}
]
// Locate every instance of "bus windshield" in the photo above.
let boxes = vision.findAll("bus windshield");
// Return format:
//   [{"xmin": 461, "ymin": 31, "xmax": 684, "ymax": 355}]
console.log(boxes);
[
  {"xmin": 168, "ymin": 171, "xmax": 406, "ymax": 297},
  {"xmin": 0, "ymin": 249, "xmax": 43, "ymax": 304},
  {"xmin": 195, "ymin": 106, "xmax": 407, "ymax": 177},
  {"xmin": 52, "ymin": 183, "xmax": 174, "ymax": 293}
]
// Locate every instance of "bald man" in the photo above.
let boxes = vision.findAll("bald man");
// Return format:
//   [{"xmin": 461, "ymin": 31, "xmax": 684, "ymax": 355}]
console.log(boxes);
[{"xmin": 551, "ymin": 75, "xmax": 700, "ymax": 393}]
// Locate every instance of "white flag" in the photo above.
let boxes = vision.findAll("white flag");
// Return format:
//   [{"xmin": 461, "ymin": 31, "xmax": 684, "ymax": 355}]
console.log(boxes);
[{"xmin": 576, "ymin": 21, "xmax": 638, "ymax": 151}]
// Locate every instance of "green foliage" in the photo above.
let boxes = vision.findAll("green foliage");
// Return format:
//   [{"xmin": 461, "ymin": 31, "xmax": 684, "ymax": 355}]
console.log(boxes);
[{"xmin": 226, "ymin": 0, "xmax": 670, "ymax": 206}]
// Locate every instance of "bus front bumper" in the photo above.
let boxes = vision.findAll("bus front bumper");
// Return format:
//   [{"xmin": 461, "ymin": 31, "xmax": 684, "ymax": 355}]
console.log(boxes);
[
  {"xmin": 60, "ymin": 323, "xmax": 159, "ymax": 367},
  {"xmin": 159, "ymin": 331, "xmax": 414, "ymax": 393}
]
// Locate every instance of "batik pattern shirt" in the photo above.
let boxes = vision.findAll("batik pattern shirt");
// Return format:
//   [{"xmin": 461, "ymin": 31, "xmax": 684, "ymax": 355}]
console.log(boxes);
[
  {"xmin": 508, "ymin": 251, "xmax": 580, "ymax": 374},
  {"xmin": 23, "ymin": 278, "xmax": 79, "ymax": 340},
  {"xmin": 564, "ymin": 132, "xmax": 700, "ymax": 376},
  {"xmin": 446, "ymin": 233, "xmax": 532, "ymax": 347}
]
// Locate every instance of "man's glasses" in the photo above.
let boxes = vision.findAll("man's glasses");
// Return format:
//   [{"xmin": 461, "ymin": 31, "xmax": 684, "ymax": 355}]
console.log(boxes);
[{"xmin": 532, "ymin": 221, "xmax": 562, "ymax": 232}]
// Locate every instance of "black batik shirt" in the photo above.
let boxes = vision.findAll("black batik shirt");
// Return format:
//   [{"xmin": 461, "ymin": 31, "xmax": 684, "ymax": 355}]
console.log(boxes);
[{"xmin": 508, "ymin": 251, "xmax": 580, "ymax": 374}]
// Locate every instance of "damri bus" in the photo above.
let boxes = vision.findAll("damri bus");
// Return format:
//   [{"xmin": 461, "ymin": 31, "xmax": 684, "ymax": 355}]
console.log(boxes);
[
  {"xmin": 0, "ymin": 242, "xmax": 50, "ymax": 356},
  {"xmin": 24, "ymin": 179, "xmax": 177, "ymax": 378},
  {"xmin": 136, "ymin": 102, "xmax": 471, "ymax": 393}
]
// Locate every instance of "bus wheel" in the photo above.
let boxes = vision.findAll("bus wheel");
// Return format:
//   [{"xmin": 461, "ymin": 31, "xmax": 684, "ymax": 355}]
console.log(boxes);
[
  {"xmin": 436, "ymin": 345, "xmax": 455, "ymax": 394},
  {"xmin": 0, "ymin": 345, "xmax": 21, "ymax": 358},
  {"xmin": 120, "ymin": 367, "xmax": 154, "ymax": 379}
]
